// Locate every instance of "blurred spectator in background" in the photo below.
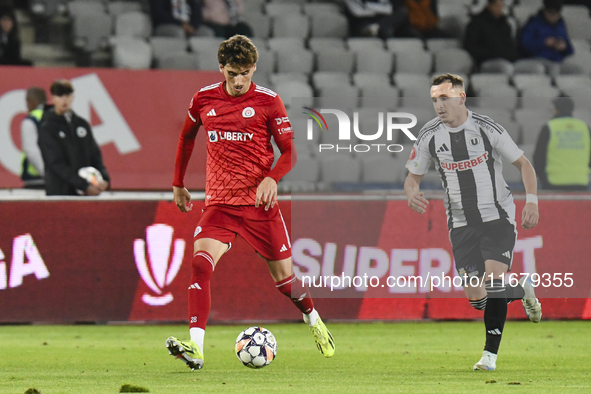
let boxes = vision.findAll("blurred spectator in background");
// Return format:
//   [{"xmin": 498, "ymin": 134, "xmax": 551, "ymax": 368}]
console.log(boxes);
[
  {"xmin": 38, "ymin": 80, "xmax": 110, "ymax": 196},
  {"xmin": 150, "ymin": 0, "xmax": 211, "ymax": 36},
  {"xmin": 202, "ymin": 0, "xmax": 252, "ymax": 38},
  {"xmin": 0, "ymin": 6, "xmax": 32, "ymax": 65},
  {"xmin": 21, "ymin": 87, "xmax": 47, "ymax": 189},
  {"xmin": 403, "ymin": 0, "xmax": 447, "ymax": 38},
  {"xmin": 533, "ymin": 97, "xmax": 591, "ymax": 191},
  {"xmin": 464, "ymin": 0, "xmax": 518, "ymax": 67},
  {"xmin": 519, "ymin": 0, "xmax": 574, "ymax": 63},
  {"xmin": 344, "ymin": 0, "xmax": 417, "ymax": 38}
]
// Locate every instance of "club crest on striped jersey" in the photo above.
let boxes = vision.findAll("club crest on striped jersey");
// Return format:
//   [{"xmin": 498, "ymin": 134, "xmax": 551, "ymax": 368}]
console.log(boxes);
[
  {"xmin": 409, "ymin": 146, "xmax": 417, "ymax": 161},
  {"xmin": 470, "ymin": 137, "xmax": 481, "ymax": 147},
  {"xmin": 242, "ymin": 107, "xmax": 255, "ymax": 118}
]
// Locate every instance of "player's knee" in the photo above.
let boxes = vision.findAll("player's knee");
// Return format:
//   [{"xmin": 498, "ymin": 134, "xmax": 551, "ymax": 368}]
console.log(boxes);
[
  {"xmin": 192, "ymin": 251, "xmax": 215, "ymax": 277},
  {"xmin": 469, "ymin": 296, "xmax": 487, "ymax": 310}
]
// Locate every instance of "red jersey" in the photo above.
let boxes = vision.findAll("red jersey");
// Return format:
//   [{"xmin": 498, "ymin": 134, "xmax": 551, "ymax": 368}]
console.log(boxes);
[{"xmin": 177, "ymin": 81, "xmax": 294, "ymax": 206}]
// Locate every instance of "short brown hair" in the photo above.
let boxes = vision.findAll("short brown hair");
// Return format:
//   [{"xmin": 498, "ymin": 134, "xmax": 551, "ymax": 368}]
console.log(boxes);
[
  {"xmin": 217, "ymin": 35, "xmax": 258, "ymax": 68},
  {"xmin": 50, "ymin": 79, "xmax": 74, "ymax": 96},
  {"xmin": 26, "ymin": 87, "xmax": 47, "ymax": 105},
  {"xmin": 432, "ymin": 73, "xmax": 464, "ymax": 90}
]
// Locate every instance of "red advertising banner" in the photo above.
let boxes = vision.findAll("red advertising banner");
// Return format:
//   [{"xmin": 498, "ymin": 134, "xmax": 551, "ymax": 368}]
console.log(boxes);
[
  {"xmin": 0, "ymin": 199, "xmax": 589, "ymax": 324},
  {"xmin": 0, "ymin": 66, "xmax": 223, "ymax": 190}
]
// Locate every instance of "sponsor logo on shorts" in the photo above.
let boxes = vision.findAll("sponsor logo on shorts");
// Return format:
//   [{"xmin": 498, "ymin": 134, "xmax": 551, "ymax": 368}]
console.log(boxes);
[
  {"xmin": 440, "ymin": 152, "xmax": 488, "ymax": 172},
  {"xmin": 280, "ymin": 244, "xmax": 288, "ymax": 252},
  {"xmin": 242, "ymin": 107, "xmax": 255, "ymax": 118}
]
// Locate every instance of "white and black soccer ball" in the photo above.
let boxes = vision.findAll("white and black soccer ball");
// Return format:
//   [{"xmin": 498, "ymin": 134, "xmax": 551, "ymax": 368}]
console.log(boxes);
[
  {"xmin": 76, "ymin": 166, "xmax": 104, "ymax": 194},
  {"xmin": 235, "ymin": 326, "xmax": 277, "ymax": 369}
]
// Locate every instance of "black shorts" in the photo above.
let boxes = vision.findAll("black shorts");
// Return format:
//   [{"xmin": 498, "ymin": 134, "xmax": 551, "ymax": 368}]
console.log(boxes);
[{"xmin": 450, "ymin": 219, "xmax": 517, "ymax": 280}]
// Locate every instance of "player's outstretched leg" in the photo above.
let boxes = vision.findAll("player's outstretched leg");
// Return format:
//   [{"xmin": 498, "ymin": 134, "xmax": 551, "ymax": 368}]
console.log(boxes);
[
  {"xmin": 166, "ymin": 337, "xmax": 204, "ymax": 370},
  {"xmin": 519, "ymin": 276, "xmax": 542, "ymax": 323},
  {"xmin": 275, "ymin": 274, "xmax": 335, "ymax": 357},
  {"xmin": 167, "ymin": 251, "xmax": 214, "ymax": 370}
]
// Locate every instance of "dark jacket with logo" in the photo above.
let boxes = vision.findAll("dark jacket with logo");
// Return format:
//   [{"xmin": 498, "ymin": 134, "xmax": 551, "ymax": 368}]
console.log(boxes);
[{"xmin": 38, "ymin": 107, "xmax": 110, "ymax": 196}]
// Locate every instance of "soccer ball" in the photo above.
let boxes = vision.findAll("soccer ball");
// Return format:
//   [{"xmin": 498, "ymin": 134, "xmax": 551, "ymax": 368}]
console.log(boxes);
[
  {"xmin": 77, "ymin": 166, "xmax": 103, "ymax": 195},
  {"xmin": 235, "ymin": 326, "xmax": 277, "ymax": 369},
  {"xmin": 78, "ymin": 166, "xmax": 103, "ymax": 186}
]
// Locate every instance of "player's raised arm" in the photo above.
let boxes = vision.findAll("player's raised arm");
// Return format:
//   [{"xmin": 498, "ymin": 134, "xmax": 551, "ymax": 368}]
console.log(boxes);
[
  {"xmin": 512, "ymin": 155, "xmax": 539, "ymax": 229},
  {"xmin": 172, "ymin": 100, "xmax": 202, "ymax": 212}
]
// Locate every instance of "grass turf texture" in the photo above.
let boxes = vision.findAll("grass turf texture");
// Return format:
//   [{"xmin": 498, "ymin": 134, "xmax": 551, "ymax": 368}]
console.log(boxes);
[{"xmin": 0, "ymin": 321, "xmax": 589, "ymax": 393}]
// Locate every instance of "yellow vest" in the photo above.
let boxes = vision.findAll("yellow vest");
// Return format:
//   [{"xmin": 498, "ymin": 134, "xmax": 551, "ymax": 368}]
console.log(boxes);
[
  {"xmin": 546, "ymin": 117, "xmax": 590, "ymax": 186},
  {"xmin": 21, "ymin": 108, "xmax": 44, "ymax": 178}
]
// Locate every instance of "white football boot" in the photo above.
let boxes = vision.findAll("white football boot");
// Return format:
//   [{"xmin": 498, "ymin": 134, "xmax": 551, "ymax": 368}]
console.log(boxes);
[
  {"xmin": 473, "ymin": 350, "xmax": 497, "ymax": 371},
  {"xmin": 519, "ymin": 276, "xmax": 542, "ymax": 323}
]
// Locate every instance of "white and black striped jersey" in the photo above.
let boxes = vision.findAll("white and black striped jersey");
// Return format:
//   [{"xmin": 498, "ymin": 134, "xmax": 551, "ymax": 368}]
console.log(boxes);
[{"xmin": 406, "ymin": 110, "xmax": 524, "ymax": 229}]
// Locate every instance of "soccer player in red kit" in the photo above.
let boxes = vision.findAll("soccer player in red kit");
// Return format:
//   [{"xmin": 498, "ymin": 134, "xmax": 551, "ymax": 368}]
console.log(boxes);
[{"xmin": 166, "ymin": 35, "xmax": 335, "ymax": 370}]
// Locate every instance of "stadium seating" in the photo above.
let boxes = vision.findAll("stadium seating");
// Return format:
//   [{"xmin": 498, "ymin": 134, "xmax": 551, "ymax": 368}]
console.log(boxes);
[
  {"xmin": 244, "ymin": 12, "xmax": 271, "ymax": 38},
  {"xmin": 150, "ymin": 37, "xmax": 187, "ymax": 62},
  {"xmin": 309, "ymin": 13, "xmax": 348, "ymax": 38},
  {"xmin": 361, "ymin": 155, "xmax": 400, "ymax": 184},
  {"xmin": 72, "ymin": 12, "xmax": 111, "ymax": 53},
  {"xmin": 276, "ymin": 48, "xmax": 314, "ymax": 73},
  {"xmin": 316, "ymin": 50, "xmax": 355, "ymax": 73},
  {"xmin": 159, "ymin": 52, "xmax": 198, "ymax": 70},
  {"xmin": 346, "ymin": 37, "xmax": 384, "ymax": 52},
  {"xmin": 114, "ymin": 11, "xmax": 151, "ymax": 39},
  {"xmin": 111, "ymin": 36, "xmax": 152, "ymax": 69},
  {"xmin": 272, "ymin": 14, "xmax": 309, "ymax": 38},
  {"xmin": 20, "ymin": 0, "xmax": 591, "ymax": 193},
  {"xmin": 394, "ymin": 50, "xmax": 432, "ymax": 74},
  {"xmin": 355, "ymin": 48, "xmax": 394, "ymax": 74},
  {"xmin": 321, "ymin": 155, "xmax": 362, "ymax": 184},
  {"xmin": 308, "ymin": 37, "xmax": 346, "ymax": 52}
]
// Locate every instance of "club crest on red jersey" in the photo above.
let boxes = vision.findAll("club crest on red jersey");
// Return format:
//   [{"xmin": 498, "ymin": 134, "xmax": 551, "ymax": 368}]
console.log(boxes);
[{"xmin": 242, "ymin": 107, "xmax": 255, "ymax": 118}]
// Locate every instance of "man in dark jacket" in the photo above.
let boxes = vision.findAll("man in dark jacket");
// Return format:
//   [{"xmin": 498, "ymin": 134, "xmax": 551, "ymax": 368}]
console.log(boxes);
[
  {"xmin": 519, "ymin": 0, "xmax": 574, "ymax": 63},
  {"xmin": 38, "ymin": 79, "xmax": 110, "ymax": 196},
  {"xmin": 464, "ymin": 0, "xmax": 519, "ymax": 66}
]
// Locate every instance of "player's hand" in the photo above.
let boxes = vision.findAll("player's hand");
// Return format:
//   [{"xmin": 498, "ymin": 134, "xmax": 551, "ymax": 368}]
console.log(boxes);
[
  {"xmin": 555, "ymin": 38, "xmax": 567, "ymax": 51},
  {"xmin": 522, "ymin": 202, "xmax": 539, "ymax": 229},
  {"xmin": 86, "ymin": 184, "xmax": 101, "ymax": 196},
  {"xmin": 255, "ymin": 177, "xmax": 277, "ymax": 211},
  {"xmin": 545, "ymin": 37, "xmax": 558, "ymax": 48},
  {"xmin": 97, "ymin": 180, "xmax": 109, "ymax": 192},
  {"xmin": 408, "ymin": 191, "xmax": 429, "ymax": 214},
  {"xmin": 173, "ymin": 186, "xmax": 193, "ymax": 212}
]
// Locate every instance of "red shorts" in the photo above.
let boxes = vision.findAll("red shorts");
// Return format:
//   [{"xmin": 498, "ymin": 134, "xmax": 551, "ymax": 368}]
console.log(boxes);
[{"xmin": 193, "ymin": 204, "xmax": 291, "ymax": 261}]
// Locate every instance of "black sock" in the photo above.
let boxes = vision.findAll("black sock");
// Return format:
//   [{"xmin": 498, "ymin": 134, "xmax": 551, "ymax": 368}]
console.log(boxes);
[
  {"xmin": 484, "ymin": 280, "xmax": 507, "ymax": 354},
  {"xmin": 505, "ymin": 282, "xmax": 525, "ymax": 304}
]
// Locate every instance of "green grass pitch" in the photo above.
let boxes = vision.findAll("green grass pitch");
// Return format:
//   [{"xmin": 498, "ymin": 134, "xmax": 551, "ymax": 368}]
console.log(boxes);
[{"xmin": 1, "ymin": 321, "xmax": 589, "ymax": 393}]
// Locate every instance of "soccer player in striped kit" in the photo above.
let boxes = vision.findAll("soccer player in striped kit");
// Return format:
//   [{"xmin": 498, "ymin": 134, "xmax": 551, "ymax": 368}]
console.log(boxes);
[
  {"xmin": 166, "ymin": 35, "xmax": 334, "ymax": 370},
  {"xmin": 405, "ymin": 73, "xmax": 542, "ymax": 371}
]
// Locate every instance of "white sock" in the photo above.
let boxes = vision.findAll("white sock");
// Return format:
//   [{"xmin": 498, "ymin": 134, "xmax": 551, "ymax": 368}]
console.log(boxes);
[
  {"xmin": 189, "ymin": 327, "xmax": 205, "ymax": 354},
  {"xmin": 304, "ymin": 308, "xmax": 319, "ymax": 327}
]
